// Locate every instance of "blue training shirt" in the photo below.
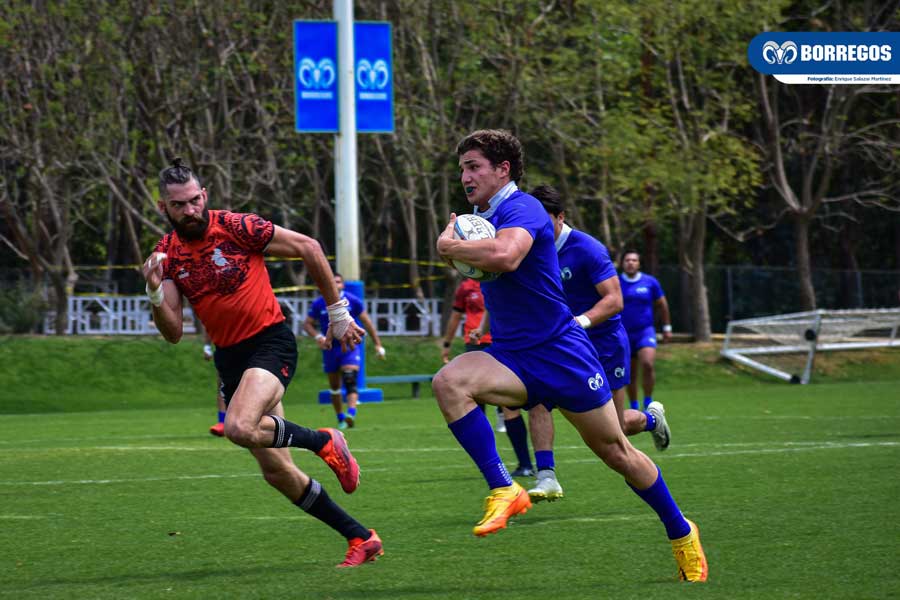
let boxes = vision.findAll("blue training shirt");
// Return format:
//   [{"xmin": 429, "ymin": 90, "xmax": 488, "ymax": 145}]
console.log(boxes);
[
  {"xmin": 556, "ymin": 225, "xmax": 621, "ymax": 342},
  {"xmin": 308, "ymin": 291, "xmax": 366, "ymax": 331},
  {"xmin": 619, "ymin": 272, "xmax": 664, "ymax": 333},
  {"xmin": 474, "ymin": 186, "xmax": 573, "ymax": 350}
]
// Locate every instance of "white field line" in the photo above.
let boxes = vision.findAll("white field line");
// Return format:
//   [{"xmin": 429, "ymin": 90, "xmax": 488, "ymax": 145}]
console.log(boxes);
[
  {"xmin": 0, "ymin": 438, "xmax": 895, "ymax": 455},
  {"xmin": 0, "ymin": 440, "xmax": 895, "ymax": 487},
  {"xmin": 1, "ymin": 414, "xmax": 898, "ymax": 445}
]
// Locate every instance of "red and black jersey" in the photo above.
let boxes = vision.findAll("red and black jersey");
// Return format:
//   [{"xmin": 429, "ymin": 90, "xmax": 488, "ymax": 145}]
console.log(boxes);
[
  {"xmin": 153, "ymin": 210, "xmax": 284, "ymax": 348},
  {"xmin": 452, "ymin": 278, "xmax": 492, "ymax": 345}
]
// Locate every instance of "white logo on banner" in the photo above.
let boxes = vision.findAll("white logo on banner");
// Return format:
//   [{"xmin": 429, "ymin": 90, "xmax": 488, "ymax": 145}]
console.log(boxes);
[
  {"xmin": 298, "ymin": 58, "xmax": 335, "ymax": 99},
  {"xmin": 357, "ymin": 59, "xmax": 390, "ymax": 100}
]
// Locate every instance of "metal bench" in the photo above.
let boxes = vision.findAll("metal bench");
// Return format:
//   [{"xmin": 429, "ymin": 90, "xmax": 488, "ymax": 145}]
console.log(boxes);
[{"xmin": 366, "ymin": 374, "xmax": 434, "ymax": 398}]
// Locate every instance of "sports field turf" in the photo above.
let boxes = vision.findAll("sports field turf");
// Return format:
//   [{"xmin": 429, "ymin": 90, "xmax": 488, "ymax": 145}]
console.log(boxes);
[{"xmin": 0, "ymin": 336, "xmax": 898, "ymax": 599}]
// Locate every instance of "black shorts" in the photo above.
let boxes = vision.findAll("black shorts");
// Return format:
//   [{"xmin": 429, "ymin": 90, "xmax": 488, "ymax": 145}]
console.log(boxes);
[{"xmin": 213, "ymin": 321, "xmax": 298, "ymax": 406}]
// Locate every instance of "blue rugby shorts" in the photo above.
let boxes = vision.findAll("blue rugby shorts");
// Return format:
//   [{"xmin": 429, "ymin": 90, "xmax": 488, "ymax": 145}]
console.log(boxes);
[{"xmin": 486, "ymin": 322, "xmax": 612, "ymax": 413}]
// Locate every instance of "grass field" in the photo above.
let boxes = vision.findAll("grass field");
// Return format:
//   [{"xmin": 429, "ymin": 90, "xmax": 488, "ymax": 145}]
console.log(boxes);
[{"xmin": 1, "ymin": 336, "xmax": 898, "ymax": 599}]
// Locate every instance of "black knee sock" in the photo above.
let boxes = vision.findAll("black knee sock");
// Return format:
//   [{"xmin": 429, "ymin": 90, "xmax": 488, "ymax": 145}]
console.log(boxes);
[
  {"xmin": 294, "ymin": 479, "xmax": 369, "ymax": 540},
  {"xmin": 504, "ymin": 415, "xmax": 533, "ymax": 469},
  {"xmin": 269, "ymin": 415, "xmax": 329, "ymax": 451}
]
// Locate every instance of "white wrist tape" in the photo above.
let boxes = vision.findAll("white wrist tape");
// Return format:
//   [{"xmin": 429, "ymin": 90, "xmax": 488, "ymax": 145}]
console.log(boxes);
[
  {"xmin": 146, "ymin": 282, "xmax": 165, "ymax": 307},
  {"xmin": 376, "ymin": 346, "xmax": 386, "ymax": 358},
  {"xmin": 203, "ymin": 344, "xmax": 213, "ymax": 354},
  {"xmin": 326, "ymin": 298, "xmax": 353, "ymax": 339},
  {"xmin": 662, "ymin": 324, "xmax": 673, "ymax": 333},
  {"xmin": 575, "ymin": 314, "xmax": 591, "ymax": 329},
  {"xmin": 315, "ymin": 333, "xmax": 325, "ymax": 341}
]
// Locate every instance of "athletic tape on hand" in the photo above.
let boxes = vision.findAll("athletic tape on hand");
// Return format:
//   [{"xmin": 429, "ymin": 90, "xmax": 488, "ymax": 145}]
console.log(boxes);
[
  {"xmin": 326, "ymin": 298, "xmax": 354, "ymax": 340},
  {"xmin": 146, "ymin": 282, "xmax": 165, "ymax": 306}
]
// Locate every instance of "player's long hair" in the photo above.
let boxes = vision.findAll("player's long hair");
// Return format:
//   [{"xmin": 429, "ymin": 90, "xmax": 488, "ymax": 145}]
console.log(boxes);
[{"xmin": 456, "ymin": 129, "xmax": 524, "ymax": 183}]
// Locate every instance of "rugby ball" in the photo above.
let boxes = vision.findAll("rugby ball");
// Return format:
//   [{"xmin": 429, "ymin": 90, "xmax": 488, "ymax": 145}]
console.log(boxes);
[{"xmin": 452, "ymin": 214, "xmax": 499, "ymax": 282}]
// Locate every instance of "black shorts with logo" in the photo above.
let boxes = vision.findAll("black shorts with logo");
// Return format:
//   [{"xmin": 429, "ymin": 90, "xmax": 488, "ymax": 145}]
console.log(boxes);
[{"xmin": 213, "ymin": 321, "xmax": 298, "ymax": 406}]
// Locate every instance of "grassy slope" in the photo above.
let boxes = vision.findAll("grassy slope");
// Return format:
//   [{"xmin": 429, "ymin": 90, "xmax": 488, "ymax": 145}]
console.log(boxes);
[{"xmin": 1, "ymin": 334, "xmax": 898, "ymax": 414}]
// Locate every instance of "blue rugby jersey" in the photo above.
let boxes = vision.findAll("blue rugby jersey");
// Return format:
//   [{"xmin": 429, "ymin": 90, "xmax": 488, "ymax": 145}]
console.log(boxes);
[
  {"xmin": 474, "ymin": 186, "xmax": 573, "ymax": 350},
  {"xmin": 618, "ymin": 272, "xmax": 664, "ymax": 333},
  {"xmin": 555, "ymin": 225, "xmax": 621, "ymax": 343}
]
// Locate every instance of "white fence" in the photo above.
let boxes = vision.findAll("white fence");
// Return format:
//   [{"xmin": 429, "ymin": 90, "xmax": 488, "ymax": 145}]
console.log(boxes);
[{"xmin": 45, "ymin": 295, "xmax": 443, "ymax": 337}]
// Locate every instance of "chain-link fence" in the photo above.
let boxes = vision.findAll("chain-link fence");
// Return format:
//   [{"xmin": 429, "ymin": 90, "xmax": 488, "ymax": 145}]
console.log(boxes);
[{"xmin": 656, "ymin": 265, "xmax": 900, "ymax": 333}]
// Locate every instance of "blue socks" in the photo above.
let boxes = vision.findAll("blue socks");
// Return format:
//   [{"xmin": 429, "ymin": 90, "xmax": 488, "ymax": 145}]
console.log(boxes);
[
  {"xmin": 448, "ymin": 407, "xmax": 512, "ymax": 489},
  {"xmin": 504, "ymin": 415, "xmax": 533, "ymax": 470},
  {"xmin": 217, "ymin": 411, "xmax": 226, "ymax": 424},
  {"xmin": 643, "ymin": 396, "xmax": 653, "ymax": 410},
  {"xmin": 643, "ymin": 411, "xmax": 657, "ymax": 431},
  {"xmin": 629, "ymin": 466, "xmax": 691, "ymax": 540},
  {"xmin": 629, "ymin": 400, "xmax": 639, "ymax": 410},
  {"xmin": 535, "ymin": 450, "xmax": 555, "ymax": 472},
  {"xmin": 348, "ymin": 406, "xmax": 357, "ymax": 418}
]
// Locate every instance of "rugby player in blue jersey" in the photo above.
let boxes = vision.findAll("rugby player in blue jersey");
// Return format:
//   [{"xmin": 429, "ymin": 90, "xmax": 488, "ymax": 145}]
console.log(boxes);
[
  {"xmin": 434, "ymin": 129, "xmax": 707, "ymax": 582},
  {"xmin": 525, "ymin": 185, "xmax": 671, "ymax": 503},
  {"xmin": 303, "ymin": 273, "xmax": 386, "ymax": 429},
  {"xmin": 619, "ymin": 251, "xmax": 673, "ymax": 410}
]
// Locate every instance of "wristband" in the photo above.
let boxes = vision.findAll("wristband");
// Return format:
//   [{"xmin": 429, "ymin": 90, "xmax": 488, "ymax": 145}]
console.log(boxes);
[
  {"xmin": 662, "ymin": 324, "xmax": 673, "ymax": 333},
  {"xmin": 376, "ymin": 346, "xmax": 386, "ymax": 358},
  {"xmin": 315, "ymin": 333, "xmax": 325, "ymax": 341},
  {"xmin": 442, "ymin": 341, "xmax": 451, "ymax": 349},
  {"xmin": 146, "ymin": 282, "xmax": 165, "ymax": 307},
  {"xmin": 575, "ymin": 314, "xmax": 591, "ymax": 329},
  {"xmin": 203, "ymin": 344, "xmax": 213, "ymax": 355}
]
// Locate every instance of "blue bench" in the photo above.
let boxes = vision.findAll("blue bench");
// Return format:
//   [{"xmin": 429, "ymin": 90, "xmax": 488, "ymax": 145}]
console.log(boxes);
[{"xmin": 366, "ymin": 374, "xmax": 434, "ymax": 398}]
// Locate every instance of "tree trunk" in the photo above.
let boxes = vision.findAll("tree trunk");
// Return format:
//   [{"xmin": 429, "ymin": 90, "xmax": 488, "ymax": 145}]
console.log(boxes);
[
  {"xmin": 642, "ymin": 219, "xmax": 659, "ymax": 275},
  {"xmin": 676, "ymin": 223, "xmax": 692, "ymax": 333},
  {"xmin": 792, "ymin": 215, "xmax": 817, "ymax": 311},
  {"xmin": 676, "ymin": 210, "xmax": 712, "ymax": 341},
  {"xmin": 688, "ymin": 212, "xmax": 711, "ymax": 341}
]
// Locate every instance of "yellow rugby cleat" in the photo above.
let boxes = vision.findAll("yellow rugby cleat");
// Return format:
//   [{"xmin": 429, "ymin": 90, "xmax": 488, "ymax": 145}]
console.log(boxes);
[
  {"xmin": 671, "ymin": 519, "xmax": 709, "ymax": 582},
  {"xmin": 473, "ymin": 481, "xmax": 532, "ymax": 536}
]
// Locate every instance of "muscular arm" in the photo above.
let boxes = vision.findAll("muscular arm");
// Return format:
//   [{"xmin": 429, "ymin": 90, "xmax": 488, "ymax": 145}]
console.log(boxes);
[
  {"xmin": 442, "ymin": 310, "xmax": 463, "ymax": 362},
  {"xmin": 443, "ymin": 311, "xmax": 463, "ymax": 344},
  {"xmin": 266, "ymin": 226, "xmax": 342, "ymax": 305},
  {"xmin": 579, "ymin": 275, "xmax": 624, "ymax": 328},
  {"xmin": 142, "ymin": 252, "xmax": 183, "ymax": 344},
  {"xmin": 357, "ymin": 310, "xmax": 383, "ymax": 349},
  {"xmin": 655, "ymin": 295, "xmax": 673, "ymax": 341},
  {"xmin": 151, "ymin": 280, "xmax": 184, "ymax": 343},
  {"xmin": 266, "ymin": 225, "xmax": 363, "ymax": 350},
  {"xmin": 302, "ymin": 315, "xmax": 321, "ymax": 339},
  {"xmin": 436, "ymin": 215, "xmax": 533, "ymax": 273}
]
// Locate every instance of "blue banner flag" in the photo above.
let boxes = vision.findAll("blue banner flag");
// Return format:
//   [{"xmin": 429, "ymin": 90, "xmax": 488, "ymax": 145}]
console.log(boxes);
[
  {"xmin": 354, "ymin": 22, "xmax": 394, "ymax": 133},
  {"xmin": 294, "ymin": 20, "xmax": 338, "ymax": 132},
  {"xmin": 294, "ymin": 20, "xmax": 394, "ymax": 132}
]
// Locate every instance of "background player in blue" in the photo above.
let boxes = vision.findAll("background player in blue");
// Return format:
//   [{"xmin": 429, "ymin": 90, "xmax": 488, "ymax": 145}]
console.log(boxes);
[
  {"xmin": 304, "ymin": 273, "xmax": 386, "ymax": 429},
  {"xmin": 526, "ymin": 185, "xmax": 671, "ymax": 503},
  {"xmin": 619, "ymin": 251, "xmax": 673, "ymax": 410},
  {"xmin": 433, "ymin": 129, "xmax": 707, "ymax": 582}
]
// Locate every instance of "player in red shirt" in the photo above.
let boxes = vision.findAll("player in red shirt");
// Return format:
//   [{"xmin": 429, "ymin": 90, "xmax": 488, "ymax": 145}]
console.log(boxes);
[
  {"xmin": 141, "ymin": 158, "xmax": 382, "ymax": 567},
  {"xmin": 440, "ymin": 278, "xmax": 534, "ymax": 477}
]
